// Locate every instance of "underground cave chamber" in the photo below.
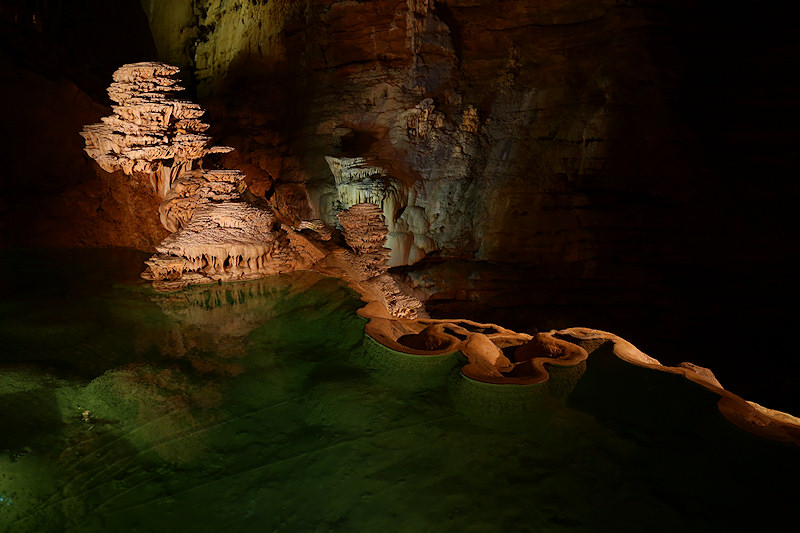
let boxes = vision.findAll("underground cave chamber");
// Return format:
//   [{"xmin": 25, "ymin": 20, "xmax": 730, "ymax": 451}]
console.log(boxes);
[{"xmin": 2, "ymin": 1, "xmax": 800, "ymax": 531}]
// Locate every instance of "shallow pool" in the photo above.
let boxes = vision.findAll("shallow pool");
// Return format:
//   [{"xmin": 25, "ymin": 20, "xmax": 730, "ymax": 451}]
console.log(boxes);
[{"xmin": 0, "ymin": 249, "xmax": 796, "ymax": 532}]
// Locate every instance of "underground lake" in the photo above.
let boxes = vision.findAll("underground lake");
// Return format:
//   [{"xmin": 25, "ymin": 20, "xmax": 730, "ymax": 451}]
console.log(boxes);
[{"xmin": 0, "ymin": 249, "xmax": 797, "ymax": 532}]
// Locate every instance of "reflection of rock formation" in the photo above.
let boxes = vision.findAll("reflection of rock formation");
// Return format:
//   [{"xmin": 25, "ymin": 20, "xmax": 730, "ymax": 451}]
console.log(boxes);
[{"xmin": 153, "ymin": 272, "xmax": 327, "ymax": 365}]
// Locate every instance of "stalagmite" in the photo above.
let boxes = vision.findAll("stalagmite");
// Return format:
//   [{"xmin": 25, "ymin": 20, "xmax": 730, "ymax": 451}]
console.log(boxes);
[
  {"xmin": 81, "ymin": 62, "xmax": 233, "ymax": 203},
  {"xmin": 320, "ymin": 155, "xmax": 436, "ymax": 266},
  {"xmin": 83, "ymin": 62, "xmax": 325, "ymax": 292},
  {"xmin": 337, "ymin": 203, "xmax": 391, "ymax": 277}
]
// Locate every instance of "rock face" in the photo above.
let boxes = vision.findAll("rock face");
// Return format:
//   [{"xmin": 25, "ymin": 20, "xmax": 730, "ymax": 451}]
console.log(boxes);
[
  {"xmin": 82, "ymin": 62, "xmax": 315, "ymax": 291},
  {"xmin": 142, "ymin": 201, "xmax": 291, "ymax": 290},
  {"xmin": 317, "ymin": 156, "xmax": 436, "ymax": 267},
  {"xmin": 337, "ymin": 202, "xmax": 391, "ymax": 273},
  {"xmin": 126, "ymin": 1, "xmax": 800, "ymax": 412},
  {"xmin": 159, "ymin": 169, "xmax": 247, "ymax": 232},
  {"xmin": 80, "ymin": 61, "xmax": 425, "ymax": 318},
  {"xmin": 80, "ymin": 62, "xmax": 232, "ymax": 201},
  {"xmin": 134, "ymin": 0, "xmax": 695, "ymax": 273}
]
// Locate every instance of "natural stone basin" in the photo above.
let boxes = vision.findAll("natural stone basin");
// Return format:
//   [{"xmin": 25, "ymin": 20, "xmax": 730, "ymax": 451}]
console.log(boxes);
[{"xmin": 0, "ymin": 249, "xmax": 797, "ymax": 532}]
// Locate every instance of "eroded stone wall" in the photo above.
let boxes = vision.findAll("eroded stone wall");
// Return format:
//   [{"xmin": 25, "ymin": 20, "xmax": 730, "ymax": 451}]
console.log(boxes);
[{"xmin": 132, "ymin": 0, "xmax": 735, "ymax": 271}]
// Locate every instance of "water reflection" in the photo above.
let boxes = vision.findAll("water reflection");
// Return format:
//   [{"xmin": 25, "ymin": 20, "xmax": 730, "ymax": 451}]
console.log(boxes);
[
  {"xmin": 1, "ymin": 251, "xmax": 798, "ymax": 532},
  {"xmin": 0, "ymin": 267, "xmax": 368, "ymax": 531}
]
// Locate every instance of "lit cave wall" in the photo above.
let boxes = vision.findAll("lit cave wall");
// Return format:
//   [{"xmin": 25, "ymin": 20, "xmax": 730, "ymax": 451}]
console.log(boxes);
[{"xmin": 0, "ymin": 0, "xmax": 798, "ymax": 409}]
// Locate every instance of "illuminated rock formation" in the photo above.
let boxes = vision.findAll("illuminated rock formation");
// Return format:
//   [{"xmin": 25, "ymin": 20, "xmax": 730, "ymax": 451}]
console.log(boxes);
[
  {"xmin": 159, "ymin": 169, "xmax": 248, "ymax": 232},
  {"xmin": 337, "ymin": 202, "xmax": 391, "ymax": 273},
  {"xmin": 142, "ymin": 201, "xmax": 292, "ymax": 290},
  {"xmin": 321, "ymin": 156, "xmax": 403, "ymax": 230},
  {"xmin": 318, "ymin": 156, "xmax": 436, "ymax": 267},
  {"xmin": 81, "ymin": 62, "xmax": 325, "ymax": 292},
  {"xmin": 80, "ymin": 62, "xmax": 232, "ymax": 200},
  {"xmin": 363, "ymin": 314, "xmax": 800, "ymax": 445},
  {"xmin": 81, "ymin": 62, "xmax": 427, "ymax": 316}
]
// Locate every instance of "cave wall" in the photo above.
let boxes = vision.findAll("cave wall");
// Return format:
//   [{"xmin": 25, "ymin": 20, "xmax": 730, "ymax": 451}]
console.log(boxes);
[
  {"xmin": 0, "ymin": 0, "xmax": 167, "ymax": 249},
  {"xmin": 132, "ymin": 0, "xmax": 795, "ymax": 273},
  {"xmin": 3, "ymin": 0, "xmax": 794, "ymax": 271},
  {"xmin": 131, "ymin": 0, "xmax": 798, "ymax": 409}
]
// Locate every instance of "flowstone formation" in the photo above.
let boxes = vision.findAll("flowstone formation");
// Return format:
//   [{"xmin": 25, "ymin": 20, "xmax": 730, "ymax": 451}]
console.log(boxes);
[
  {"xmin": 81, "ymin": 63, "xmax": 323, "ymax": 292},
  {"xmin": 80, "ymin": 62, "xmax": 232, "ymax": 199},
  {"xmin": 82, "ymin": 62, "xmax": 424, "ymax": 315},
  {"xmin": 315, "ymin": 156, "xmax": 436, "ymax": 267}
]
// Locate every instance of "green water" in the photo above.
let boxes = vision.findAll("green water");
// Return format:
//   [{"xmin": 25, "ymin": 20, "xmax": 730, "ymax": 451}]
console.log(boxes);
[{"xmin": 0, "ymin": 249, "xmax": 797, "ymax": 532}]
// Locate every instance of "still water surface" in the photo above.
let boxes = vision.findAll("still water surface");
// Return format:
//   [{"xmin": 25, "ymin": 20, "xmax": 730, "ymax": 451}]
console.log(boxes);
[{"xmin": 0, "ymin": 249, "xmax": 796, "ymax": 532}]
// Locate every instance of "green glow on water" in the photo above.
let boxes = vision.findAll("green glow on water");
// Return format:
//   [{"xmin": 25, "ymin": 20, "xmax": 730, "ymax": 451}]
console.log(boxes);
[{"xmin": 0, "ymin": 250, "xmax": 797, "ymax": 532}]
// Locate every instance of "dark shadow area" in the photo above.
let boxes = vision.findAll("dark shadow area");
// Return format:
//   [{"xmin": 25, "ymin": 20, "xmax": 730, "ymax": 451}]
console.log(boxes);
[
  {"xmin": 567, "ymin": 341, "xmax": 800, "ymax": 529},
  {"xmin": 396, "ymin": 256, "xmax": 798, "ymax": 413},
  {"xmin": 0, "ymin": 0, "xmax": 157, "ymax": 100},
  {"xmin": 0, "ymin": 389, "xmax": 62, "ymax": 455}
]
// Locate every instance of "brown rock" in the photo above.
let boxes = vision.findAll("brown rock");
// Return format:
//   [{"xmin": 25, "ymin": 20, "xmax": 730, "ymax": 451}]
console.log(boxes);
[{"xmin": 81, "ymin": 62, "xmax": 233, "ymax": 202}]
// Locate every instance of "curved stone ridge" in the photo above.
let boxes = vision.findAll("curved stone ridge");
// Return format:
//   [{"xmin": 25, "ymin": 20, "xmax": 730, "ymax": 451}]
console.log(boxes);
[
  {"xmin": 365, "ymin": 316, "xmax": 571, "ymax": 383},
  {"xmin": 80, "ymin": 61, "xmax": 232, "ymax": 199},
  {"xmin": 363, "ymin": 315, "xmax": 800, "ymax": 446}
]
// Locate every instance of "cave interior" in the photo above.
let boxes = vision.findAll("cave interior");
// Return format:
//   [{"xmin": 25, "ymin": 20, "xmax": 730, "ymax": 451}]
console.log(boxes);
[{"xmin": 0, "ymin": 0, "xmax": 798, "ymax": 530}]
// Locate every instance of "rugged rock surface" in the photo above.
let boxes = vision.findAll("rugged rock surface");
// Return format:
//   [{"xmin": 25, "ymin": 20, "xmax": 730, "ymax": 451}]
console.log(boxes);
[
  {"xmin": 336, "ymin": 202, "xmax": 391, "ymax": 271},
  {"xmin": 79, "ymin": 61, "xmax": 424, "ymax": 318},
  {"xmin": 80, "ymin": 61, "xmax": 233, "ymax": 201},
  {"xmin": 142, "ymin": 200, "xmax": 297, "ymax": 291},
  {"xmin": 143, "ymin": 0, "xmax": 668, "ymax": 265},
  {"xmin": 159, "ymin": 169, "xmax": 247, "ymax": 232},
  {"xmin": 78, "ymin": 63, "xmax": 304, "ymax": 291}
]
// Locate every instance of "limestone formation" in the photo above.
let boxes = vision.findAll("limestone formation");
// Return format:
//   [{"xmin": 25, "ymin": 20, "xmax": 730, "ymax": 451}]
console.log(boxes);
[
  {"xmin": 80, "ymin": 62, "xmax": 233, "ymax": 200},
  {"xmin": 323, "ymin": 156, "xmax": 403, "ymax": 228},
  {"xmin": 81, "ymin": 62, "xmax": 323, "ymax": 293},
  {"xmin": 159, "ymin": 169, "xmax": 248, "ymax": 232},
  {"xmin": 337, "ymin": 202, "xmax": 391, "ymax": 273},
  {"xmin": 318, "ymin": 156, "xmax": 436, "ymax": 267},
  {"xmin": 141, "ymin": 201, "xmax": 292, "ymax": 290},
  {"xmin": 329, "ymin": 202, "xmax": 424, "ymax": 318},
  {"xmin": 82, "ymin": 62, "xmax": 424, "ymax": 319}
]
